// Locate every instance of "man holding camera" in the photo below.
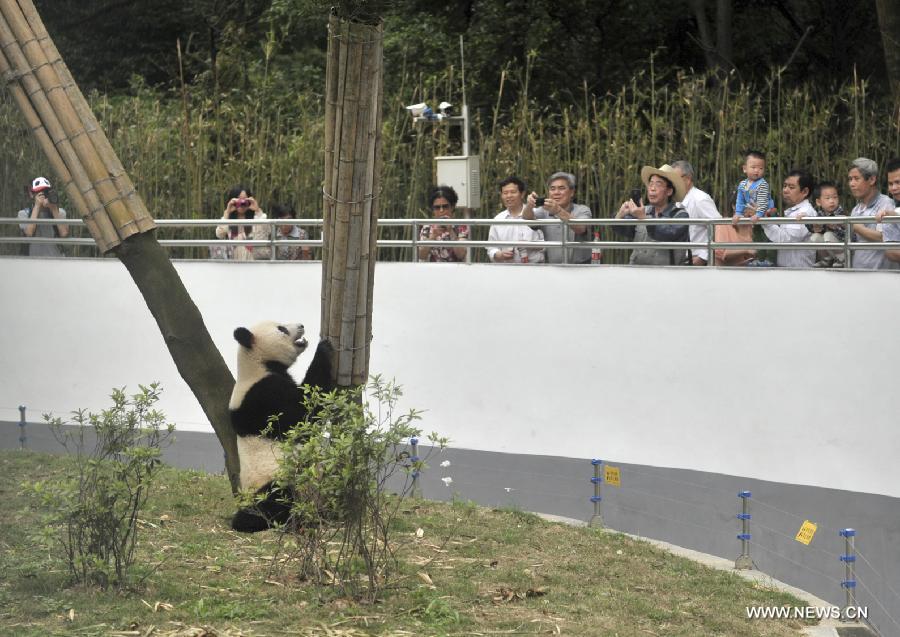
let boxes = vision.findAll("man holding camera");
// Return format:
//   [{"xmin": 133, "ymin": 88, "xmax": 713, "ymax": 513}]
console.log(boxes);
[
  {"xmin": 524, "ymin": 171, "xmax": 592, "ymax": 264},
  {"xmin": 17, "ymin": 176, "xmax": 68, "ymax": 257}
]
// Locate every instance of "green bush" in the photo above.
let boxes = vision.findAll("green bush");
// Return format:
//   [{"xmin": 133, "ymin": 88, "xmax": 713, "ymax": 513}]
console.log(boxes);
[
  {"xmin": 266, "ymin": 375, "xmax": 446, "ymax": 601},
  {"xmin": 26, "ymin": 384, "xmax": 174, "ymax": 589}
]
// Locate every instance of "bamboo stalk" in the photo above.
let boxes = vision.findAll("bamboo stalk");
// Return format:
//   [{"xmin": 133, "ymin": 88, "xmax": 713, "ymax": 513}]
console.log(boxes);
[
  {"xmin": 353, "ymin": 21, "xmax": 383, "ymax": 384},
  {"xmin": 0, "ymin": 46, "xmax": 101, "ymax": 241},
  {"xmin": 18, "ymin": 0, "xmax": 154, "ymax": 234},
  {"xmin": 0, "ymin": 0, "xmax": 138, "ymax": 242},
  {"xmin": 0, "ymin": 9, "xmax": 118, "ymax": 249},
  {"xmin": 321, "ymin": 15, "xmax": 382, "ymax": 387}
]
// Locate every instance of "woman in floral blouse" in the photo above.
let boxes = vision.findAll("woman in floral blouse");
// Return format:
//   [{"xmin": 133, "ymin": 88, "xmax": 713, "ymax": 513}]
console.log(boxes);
[{"xmin": 418, "ymin": 185, "xmax": 469, "ymax": 262}]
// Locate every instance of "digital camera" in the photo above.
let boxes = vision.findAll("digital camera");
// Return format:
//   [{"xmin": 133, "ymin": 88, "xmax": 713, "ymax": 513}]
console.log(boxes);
[
  {"xmin": 237, "ymin": 198, "xmax": 250, "ymax": 207},
  {"xmin": 534, "ymin": 197, "xmax": 546, "ymax": 207}
]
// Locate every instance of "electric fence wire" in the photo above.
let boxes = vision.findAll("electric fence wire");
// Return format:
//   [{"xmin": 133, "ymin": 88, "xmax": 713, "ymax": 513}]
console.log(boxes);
[
  {"xmin": 751, "ymin": 520, "xmax": 838, "ymax": 562},
  {"xmin": 747, "ymin": 540, "xmax": 841, "ymax": 587},
  {"xmin": 852, "ymin": 549, "xmax": 900, "ymax": 626},
  {"xmin": 611, "ymin": 483, "xmax": 730, "ymax": 518},
  {"xmin": 434, "ymin": 477, "xmax": 584, "ymax": 503},
  {"xmin": 603, "ymin": 499, "xmax": 734, "ymax": 535},
  {"xmin": 443, "ymin": 460, "xmax": 583, "ymax": 483},
  {"xmin": 853, "ymin": 574, "xmax": 900, "ymax": 637}
]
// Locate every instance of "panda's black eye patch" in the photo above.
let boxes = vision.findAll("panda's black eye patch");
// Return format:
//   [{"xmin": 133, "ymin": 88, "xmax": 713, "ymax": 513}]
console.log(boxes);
[{"xmin": 278, "ymin": 325, "xmax": 289, "ymax": 335}]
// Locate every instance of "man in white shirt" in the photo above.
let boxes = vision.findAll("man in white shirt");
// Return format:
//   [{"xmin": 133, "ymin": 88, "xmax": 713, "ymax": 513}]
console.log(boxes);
[
  {"xmin": 672, "ymin": 160, "xmax": 721, "ymax": 265},
  {"xmin": 762, "ymin": 169, "xmax": 816, "ymax": 268},
  {"xmin": 486, "ymin": 176, "xmax": 544, "ymax": 263}
]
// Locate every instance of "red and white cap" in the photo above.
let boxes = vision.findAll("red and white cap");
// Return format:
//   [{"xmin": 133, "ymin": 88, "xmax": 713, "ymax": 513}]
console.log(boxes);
[{"xmin": 31, "ymin": 176, "xmax": 51, "ymax": 193}]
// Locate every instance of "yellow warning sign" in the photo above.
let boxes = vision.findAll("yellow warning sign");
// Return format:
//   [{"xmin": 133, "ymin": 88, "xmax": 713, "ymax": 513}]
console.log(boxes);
[
  {"xmin": 604, "ymin": 465, "xmax": 621, "ymax": 487},
  {"xmin": 795, "ymin": 520, "xmax": 817, "ymax": 545}
]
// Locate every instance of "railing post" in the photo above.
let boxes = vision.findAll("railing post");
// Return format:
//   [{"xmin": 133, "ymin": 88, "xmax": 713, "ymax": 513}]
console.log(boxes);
[
  {"xmin": 706, "ymin": 219, "xmax": 715, "ymax": 266},
  {"xmin": 412, "ymin": 220, "xmax": 419, "ymax": 263},
  {"xmin": 269, "ymin": 220, "xmax": 277, "ymax": 261},
  {"xmin": 839, "ymin": 528, "xmax": 858, "ymax": 620},
  {"xmin": 18, "ymin": 405, "xmax": 26, "ymax": 450},
  {"xmin": 735, "ymin": 490, "xmax": 753, "ymax": 569},
  {"xmin": 409, "ymin": 436, "xmax": 422, "ymax": 498},
  {"xmin": 589, "ymin": 458, "xmax": 603, "ymax": 528},
  {"xmin": 844, "ymin": 218, "xmax": 851, "ymax": 267},
  {"xmin": 561, "ymin": 219, "xmax": 569, "ymax": 264}
]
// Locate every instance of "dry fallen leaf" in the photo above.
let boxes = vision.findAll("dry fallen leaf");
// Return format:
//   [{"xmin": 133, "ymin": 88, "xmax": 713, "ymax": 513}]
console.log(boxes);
[
  {"xmin": 417, "ymin": 571, "xmax": 435, "ymax": 587},
  {"xmin": 66, "ymin": 608, "xmax": 75, "ymax": 621},
  {"xmin": 415, "ymin": 527, "xmax": 424, "ymax": 538}
]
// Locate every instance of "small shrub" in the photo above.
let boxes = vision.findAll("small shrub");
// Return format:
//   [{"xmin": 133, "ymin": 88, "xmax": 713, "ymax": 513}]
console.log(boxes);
[
  {"xmin": 268, "ymin": 375, "xmax": 446, "ymax": 601},
  {"xmin": 27, "ymin": 383, "xmax": 174, "ymax": 589}
]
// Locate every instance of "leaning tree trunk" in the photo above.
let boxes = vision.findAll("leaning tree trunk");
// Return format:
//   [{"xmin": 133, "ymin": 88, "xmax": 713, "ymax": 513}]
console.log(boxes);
[
  {"xmin": 876, "ymin": 0, "xmax": 900, "ymax": 102},
  {"xmin": 321, "ymin": 13, "xmax": 383, "ymax": 387},
  {"xmin": 0, "ymin": 0, "xmax": 241, "ymax": 492}
]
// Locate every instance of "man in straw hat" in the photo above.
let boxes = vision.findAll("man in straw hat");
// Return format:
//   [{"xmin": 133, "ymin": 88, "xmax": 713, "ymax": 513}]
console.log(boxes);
[
  {"xmin": 17, "ymin": 176, "xmax": 68, "ymax": 257},
  {"xmin": 613, "ymin": 164, "xmax": 690, "ymax": 266}
]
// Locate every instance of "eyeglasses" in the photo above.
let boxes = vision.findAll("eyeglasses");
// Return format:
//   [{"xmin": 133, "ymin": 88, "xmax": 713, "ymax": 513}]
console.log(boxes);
[{"xmin": 432, "ymin": 203, "xmax": 452, "ymax": 211}]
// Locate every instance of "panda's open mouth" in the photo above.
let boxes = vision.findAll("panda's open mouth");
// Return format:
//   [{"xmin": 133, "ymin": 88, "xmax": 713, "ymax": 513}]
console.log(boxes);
[{"xmin": 295, "ymin": 336, "xmax": 309, "ymax": 351}]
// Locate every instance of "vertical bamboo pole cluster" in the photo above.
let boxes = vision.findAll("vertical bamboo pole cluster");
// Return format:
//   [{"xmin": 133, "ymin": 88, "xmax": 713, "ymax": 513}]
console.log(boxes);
[
  {"xmin": 321, "ymin": 15, "xmax": 383, "ymax": 387},
  {"xmin": 0, "ymin": 0, "xmax": 154, "ymax": 252}
]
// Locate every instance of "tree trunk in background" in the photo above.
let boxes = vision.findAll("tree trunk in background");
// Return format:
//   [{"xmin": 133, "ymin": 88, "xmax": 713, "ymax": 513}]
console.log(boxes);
[
  {"xmin": 0, "ymin": 0, "xmax": 241, "ymax": 492},
  {"xmin": 689, "ymin": 0, "xmax": 734, "ymax": 74},
  {"xmin": 321, "ymin": 13, "xmax": 383, "ymax": 388},
  {"xmin": 715, "ymin": 0, "xmax": 733, "ymax": 71},
  {"xmin": 876, "ymin": 0, "xmax": 900, "ymax": 101}
]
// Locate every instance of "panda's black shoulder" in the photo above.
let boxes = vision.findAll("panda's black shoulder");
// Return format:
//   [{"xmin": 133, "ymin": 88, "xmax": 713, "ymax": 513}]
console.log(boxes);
[{"xmin": 231, "ymin": 372, "xmax": 303, "ymax": 439}]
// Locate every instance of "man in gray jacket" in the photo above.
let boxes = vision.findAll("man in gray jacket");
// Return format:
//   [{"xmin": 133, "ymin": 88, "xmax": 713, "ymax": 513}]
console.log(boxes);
[{"xmin": 523, "ymin": 171, "xmax": 592, "ymax": 264}]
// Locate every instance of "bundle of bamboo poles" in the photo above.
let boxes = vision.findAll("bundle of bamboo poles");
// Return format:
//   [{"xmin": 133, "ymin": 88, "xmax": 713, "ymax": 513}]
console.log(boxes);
[
  {"xmin": 0, "ymin": 0, "xmax": 154, "ymax": 252},
  {"xmin": 321, "ymin": 14, "xmax": 384, "ymax": 387}
]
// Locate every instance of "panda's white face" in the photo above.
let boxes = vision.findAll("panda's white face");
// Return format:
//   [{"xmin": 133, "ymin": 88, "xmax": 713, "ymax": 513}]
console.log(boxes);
[
  {"xmin": 231, "ymin": 322, "xmax": 309, "ymax": 399},
  {"xmin": 239, "ymin": 321, "xmax": 308, "ymax": 367}
]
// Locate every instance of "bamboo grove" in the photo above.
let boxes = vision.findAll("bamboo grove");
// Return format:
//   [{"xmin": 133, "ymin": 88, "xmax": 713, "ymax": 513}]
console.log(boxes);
[{"xmin": 2, "ymin": 58, "xmax": 899, "ymax": 261}]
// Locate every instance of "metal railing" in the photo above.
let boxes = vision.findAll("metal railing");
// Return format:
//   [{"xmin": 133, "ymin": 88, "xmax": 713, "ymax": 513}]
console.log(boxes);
[{"xmin": 2, "ymin": 212, "xmax": 899, "ymax": 267}]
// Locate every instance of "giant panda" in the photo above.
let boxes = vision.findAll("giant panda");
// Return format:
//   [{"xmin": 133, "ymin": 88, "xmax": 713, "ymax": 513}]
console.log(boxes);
[{"xmin": 229, "ymin": 320, "xmax": 335, "ymax": 533}]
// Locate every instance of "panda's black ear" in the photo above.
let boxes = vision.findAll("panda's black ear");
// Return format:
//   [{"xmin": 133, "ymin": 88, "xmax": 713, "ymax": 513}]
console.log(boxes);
[{"xmin": 234, "ymin": 327, "xmax": 254, "ymax": 348}]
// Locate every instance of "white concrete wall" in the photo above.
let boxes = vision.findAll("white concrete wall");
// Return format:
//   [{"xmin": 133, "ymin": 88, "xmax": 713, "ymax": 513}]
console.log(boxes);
[{"xmin": 2, "ymin": 257, "xmax": 898, "ymax": 498}]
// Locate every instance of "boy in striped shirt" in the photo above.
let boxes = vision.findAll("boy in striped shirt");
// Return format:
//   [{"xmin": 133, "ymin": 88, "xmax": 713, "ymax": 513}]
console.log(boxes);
[{"xmin": 732, "ymin": 150, "xmax": 774, "ymax": 226}]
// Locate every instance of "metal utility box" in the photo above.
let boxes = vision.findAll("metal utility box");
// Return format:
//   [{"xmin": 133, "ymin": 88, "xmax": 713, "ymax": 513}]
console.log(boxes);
[{"xmin": 435, "ymin": 155, "xmax": 481, "ymax": 209}]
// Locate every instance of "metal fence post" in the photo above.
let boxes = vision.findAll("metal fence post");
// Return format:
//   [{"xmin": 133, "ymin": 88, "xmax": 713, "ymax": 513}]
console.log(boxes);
[
  {"xmin": 589, "ymin": 458, "xmax": 603, "ymax": 528},
  {"xmin": 18, "ymin": 405, "xmax": 26, "ymax": 450},
  {"xmin": 839, "ymin": 528, "xmax": 858, "ymax": 619},
  {"xmin": 735, "ymin": 490, "xmax": 753, "ymax": 569},
  {"xmin": 844, "ymin": 219, "xmax": 851, "ymax": 267},
  {"xmin": 410, "ymin": 436, "xmax": 422, "ymax": 498}
]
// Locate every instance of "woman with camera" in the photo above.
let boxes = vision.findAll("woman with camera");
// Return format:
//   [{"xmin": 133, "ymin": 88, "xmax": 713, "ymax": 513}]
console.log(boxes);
[
  {"xmin": 417, "ymin": 185, "xmax": 469, "ymax": 262},
  {"xmin": 212, "ymin": 184, "xmax": 268, "ymax": 260}
]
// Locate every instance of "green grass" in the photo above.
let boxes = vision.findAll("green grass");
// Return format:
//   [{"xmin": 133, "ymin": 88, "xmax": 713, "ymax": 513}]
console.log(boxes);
[{"xmin": 0, "ymin": 450, "xmax": 812, "ymax": 636}]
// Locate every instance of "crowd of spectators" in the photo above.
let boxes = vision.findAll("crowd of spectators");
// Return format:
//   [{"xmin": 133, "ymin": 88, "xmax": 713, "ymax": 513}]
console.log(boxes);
[{"xmin": 12, "ymin": 155, "xmax": 900, "ymax": 268}]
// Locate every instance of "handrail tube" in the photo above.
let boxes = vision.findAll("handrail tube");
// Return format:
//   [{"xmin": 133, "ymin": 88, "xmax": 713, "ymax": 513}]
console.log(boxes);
[{"xmin": 2, "ymin": 214, "xmax": 900, "ymax": 228}]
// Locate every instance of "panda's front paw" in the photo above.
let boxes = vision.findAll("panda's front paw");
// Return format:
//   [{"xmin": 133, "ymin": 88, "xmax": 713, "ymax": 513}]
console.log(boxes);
[{"xmin": 295, "ymin": 337, "xmax": 309, "ymax": 353}]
